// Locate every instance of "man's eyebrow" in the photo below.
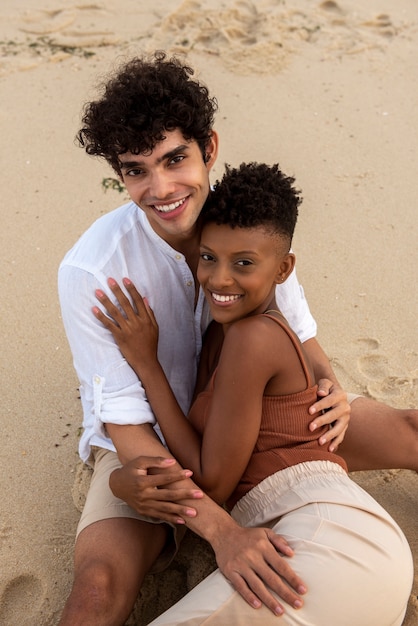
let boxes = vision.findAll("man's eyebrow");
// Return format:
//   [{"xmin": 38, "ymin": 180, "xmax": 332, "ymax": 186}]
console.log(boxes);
[{"xmin": 119, "ymin": 144, "xmax": 190, "ymax": 169}]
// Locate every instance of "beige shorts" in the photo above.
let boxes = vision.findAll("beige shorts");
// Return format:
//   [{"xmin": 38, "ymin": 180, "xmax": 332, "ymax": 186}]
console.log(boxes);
[
  {"xmin": 347, "ymin": 392, "xmax": 361, "ymax": 404},
  {"xmin": 77, "ymin": 447, "xmax": 185, "ymax": 573}
]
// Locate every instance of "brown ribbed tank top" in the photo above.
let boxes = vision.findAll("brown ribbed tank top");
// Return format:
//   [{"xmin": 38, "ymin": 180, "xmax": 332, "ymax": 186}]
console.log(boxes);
[{"xmin": 188, "ymin": 313, "xmax": 348, "ymax": 509}]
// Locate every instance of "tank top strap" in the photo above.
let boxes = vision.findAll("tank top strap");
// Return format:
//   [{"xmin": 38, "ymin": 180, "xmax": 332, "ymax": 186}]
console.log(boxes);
[{"xmin": 262, "ymin": 311, "xmax": 315, "ymax": 388}]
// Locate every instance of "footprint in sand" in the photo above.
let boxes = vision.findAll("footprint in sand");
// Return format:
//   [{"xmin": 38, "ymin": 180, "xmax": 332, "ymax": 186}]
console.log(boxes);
[
  {"xmin": 357, "ymin": 347, "xmax": 418, "ymax": 406},
  {"xmin": 0, "ymin": 3, "xmax": 120, "ymax": 76},
  {"xmin": 18, "ymin": 6, "xmax": 119, "ymax": 47},
  {"xmin": 0, "ymin": 574, "xmax": 44, "ymax": 626},
  {"xmin": 145, "ymin": 0, "xmax": 408, "ymax": 75},
  {"xmin": 330, "ymin": 337, "xmax": 417, "ymax": 407},
  {"xmin": 366, "ymin": 375, "xmax": 417, "ymax": 405},
  {"xmin": 358, "ymin": 353, "xmax": 388, "ymax": 381},
  {"xmin": 18, "ymin": 8, "xmax": 77, "ymax": 35}
]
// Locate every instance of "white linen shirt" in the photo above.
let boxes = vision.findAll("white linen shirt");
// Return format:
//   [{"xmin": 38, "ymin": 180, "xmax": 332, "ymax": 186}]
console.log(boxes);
[{"xmin": 58, "ymin": 201, "xmax": 316, "ymax": 463}]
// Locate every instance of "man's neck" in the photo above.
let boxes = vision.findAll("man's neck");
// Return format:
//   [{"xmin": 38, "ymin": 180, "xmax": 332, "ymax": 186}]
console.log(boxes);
[
  {"xmin": 169, "ymin": 231, "xmax": 201, "ymax": 306},
  {"xmin": 168, "ymin": 223, "xmax": 202, "ymax": 273}
]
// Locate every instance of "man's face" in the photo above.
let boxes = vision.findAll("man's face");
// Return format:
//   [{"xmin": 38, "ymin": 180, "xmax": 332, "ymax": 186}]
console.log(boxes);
[{"xmin": 118, "ymin": 129, "xmax": 218, "ymax": 247}]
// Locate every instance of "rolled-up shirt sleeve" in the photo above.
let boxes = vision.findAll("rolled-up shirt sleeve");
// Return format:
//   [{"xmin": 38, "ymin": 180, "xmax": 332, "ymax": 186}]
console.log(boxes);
[{"xmin": 58, "ymin": 264, "xmax": 155, "ymax": 461}]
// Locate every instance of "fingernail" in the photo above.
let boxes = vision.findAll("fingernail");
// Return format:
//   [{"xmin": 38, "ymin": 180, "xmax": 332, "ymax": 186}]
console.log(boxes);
[
  {"xmin": 298, "ymin": 585, "xmax": 307, "ymax": 594},
  {"xmin": 183, "ymin": 470, "xmax": 193, "ymax": 477},
  {"xmin": 274, "ymin": 606, "xmax": 284, "ymax": 616},
  {"xmin": 162, "ymin": 458, "xmax": 176, "ymax": 464},
  {"xmin": 176, "ymin": 519, "xmax": 186, "ymax": 525},
  {"xmin": 185, "ymin": 508, "xmax": 197, "ymax": 517},
  {"xmin": 329, "ymin": 445, "xmax": 335, "ymax": 452},
  {"xmin": 108, "ymin": 277, "xmax": 116, "ymax": 286},
  {"xmin": 192, "ymin": 490, "xmax": 203, "ymax": 498},
  {"xmin": 96, "ymin": 289, "xmax": 104, "ymax": 298},
  {"xmin": 294, "ymin": 600, "xmax": 303, "ymax": 609},
  {"xmin": 319, "ymin": 437, "xmax": 326, "ymax": 445},
  {"xmin": 123, "ymin": 277, "xmax": 132, "ymax": 285},
  {"xmin": 251, "ymin": 599, "xmax": 261, "ymax": 609}
]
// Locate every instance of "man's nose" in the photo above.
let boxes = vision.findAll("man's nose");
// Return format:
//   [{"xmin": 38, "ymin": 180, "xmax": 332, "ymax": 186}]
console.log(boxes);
[{"xmin": 149, "ymin": 170, "xmax": 175, "ymax": 199}]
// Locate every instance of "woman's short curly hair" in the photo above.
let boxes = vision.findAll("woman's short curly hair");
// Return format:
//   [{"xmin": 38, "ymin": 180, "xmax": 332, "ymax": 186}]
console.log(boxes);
[
  {"xmin": 77, "ymin": 51, "xmax": 218, "ymax": 176},
  {"xmin": 201, "ymin": 162, "xmax": 302, "ymax": 244}
]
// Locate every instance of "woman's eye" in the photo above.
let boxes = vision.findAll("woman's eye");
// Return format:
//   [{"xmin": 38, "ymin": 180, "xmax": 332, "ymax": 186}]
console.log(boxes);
[
  {"xmin": 237, "ymin": 259, "xmax": 252, "ymax": 267},
  {"xmin": 200, "ymin": 253, "xmax": 214, "ymax": 262}
]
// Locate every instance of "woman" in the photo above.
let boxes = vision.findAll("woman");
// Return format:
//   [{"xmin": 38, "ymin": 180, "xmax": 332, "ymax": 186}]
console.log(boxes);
[{"xmin": 94, "ymin": 163, "xmax": 413, "ymax": 625}]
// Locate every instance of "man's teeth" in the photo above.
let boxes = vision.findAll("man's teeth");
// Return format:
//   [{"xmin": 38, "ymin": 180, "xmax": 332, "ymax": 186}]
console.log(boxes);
[
  {"xmin": 212, "ymin": 293, "xmax": 241, "ymax": 303},
  {"xmin": 155, "ymin": 198, "xmax": 185, "ymax": 213}
]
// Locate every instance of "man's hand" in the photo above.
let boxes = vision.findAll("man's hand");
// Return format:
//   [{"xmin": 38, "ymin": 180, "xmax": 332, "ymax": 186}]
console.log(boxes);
[
  {"xmin": 212, "ymin": 523, "xmax": 307, "ymax": 616},
  {"xmin": 109, "ymin": 456, "xmax": 204, "ymax": 524},
  {"xmin": 308, "ymin": 379, "xmax": 350, "ymax": 452}
]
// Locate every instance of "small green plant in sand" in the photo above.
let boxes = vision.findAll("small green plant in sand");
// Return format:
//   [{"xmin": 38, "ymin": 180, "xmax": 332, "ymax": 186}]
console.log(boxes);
[{"xmin": 101, "ymin": 178, "xmax": 126, "ymax": 194}]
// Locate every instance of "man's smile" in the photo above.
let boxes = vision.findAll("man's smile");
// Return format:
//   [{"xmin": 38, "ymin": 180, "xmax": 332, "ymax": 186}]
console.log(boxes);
[{"xmin": 152, "ymin": 196, "xmax": 188, "ymax": 214}]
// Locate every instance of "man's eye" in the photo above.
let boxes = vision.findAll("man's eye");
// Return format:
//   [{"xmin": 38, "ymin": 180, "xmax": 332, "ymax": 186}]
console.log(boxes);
[
  {"xmin": 126, "ymin": 168, "xmax": 144, "ymax": 177},
  {"xmin": 237, "ymin": 260, "xmax": 252, "ymax": 266},
  {"xmin": 170, "ymin": 155, "xmax": 185, "ymax": 165}
]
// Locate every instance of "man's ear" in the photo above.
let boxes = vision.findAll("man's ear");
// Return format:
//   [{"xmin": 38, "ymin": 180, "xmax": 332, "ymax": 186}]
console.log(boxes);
[
  {"xmin": 275, "ymin": 252, "xmax": 296, "ymax": 284},
  {"xmin": 204, "ymin": 130, "xmax": 219, "ymax": 170}
]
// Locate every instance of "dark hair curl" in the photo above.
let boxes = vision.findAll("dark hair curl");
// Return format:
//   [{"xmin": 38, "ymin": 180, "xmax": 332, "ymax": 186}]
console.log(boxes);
[
  {"xmin": 202, "ymin": 162, "xmax": 302, "ymax": 244},
  {"xmin": 77, "ymin": 51, "xmax": 218, "ymax": 176}
]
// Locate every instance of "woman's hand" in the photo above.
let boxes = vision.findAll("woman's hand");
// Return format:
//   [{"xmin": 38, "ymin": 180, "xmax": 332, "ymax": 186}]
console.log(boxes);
[
  {"xmin": 109, "ymin": 456, "xmax": 204, "ymax": 525},
  {"xmin": 308, "ymin": 379, "xmax": 350, "ymax": 452},
  {"xmin": 93, "ymin": 277, "xmax": 159, "ymax": 369},
  {"xmin": 213, "ymin": 523, "xmax": 307, "ymax": 616}
]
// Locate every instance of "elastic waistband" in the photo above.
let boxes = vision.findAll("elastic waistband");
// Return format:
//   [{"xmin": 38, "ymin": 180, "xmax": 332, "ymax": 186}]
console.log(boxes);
[{"xmin": 231, "ymin": 460, "xmax": 350, "ymax": 527}]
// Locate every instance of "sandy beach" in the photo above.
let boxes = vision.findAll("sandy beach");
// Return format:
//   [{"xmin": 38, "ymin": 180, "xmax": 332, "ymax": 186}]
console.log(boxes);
[{"xmin": 0, "ymin": 0, "xmax": 417, "ymax": 623}]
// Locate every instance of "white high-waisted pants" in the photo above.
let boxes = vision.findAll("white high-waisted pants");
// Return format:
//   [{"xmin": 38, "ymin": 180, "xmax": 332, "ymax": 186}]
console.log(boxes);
[{"xmin": 148, "ymin": 461, "xmax": 413, "ymax": 626}]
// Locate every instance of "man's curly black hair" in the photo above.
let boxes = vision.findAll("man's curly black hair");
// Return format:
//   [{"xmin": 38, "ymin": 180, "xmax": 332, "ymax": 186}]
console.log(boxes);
[
  {"xmin": 77, "ymin": 51, "xmax": 218, "ymax": 176},
  {"xmin": 201, "ymin": 162, "xmax": 302, "ymax": 245}
]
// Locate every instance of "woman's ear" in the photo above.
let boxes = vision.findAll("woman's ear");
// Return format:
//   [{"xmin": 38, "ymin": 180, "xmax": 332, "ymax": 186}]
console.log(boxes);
[
  {"xmin": 275, "ymin": 252, "xmax": 296, "ymax": 284},
  {"xmin": 204, "ymin": 130, "xmax": 219, "ymax": 170}
]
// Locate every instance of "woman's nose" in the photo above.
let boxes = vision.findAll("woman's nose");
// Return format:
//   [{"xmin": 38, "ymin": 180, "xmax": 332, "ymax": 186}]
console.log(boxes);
[{"xmin": 210, "ymin": 264, "xmax": 234, "ymax": 288}]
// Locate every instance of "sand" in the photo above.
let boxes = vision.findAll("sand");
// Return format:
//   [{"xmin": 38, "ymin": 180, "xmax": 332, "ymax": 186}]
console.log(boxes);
[{"xmin": 0, "ymin": 0, "xmax": 416, "ymax": 624}]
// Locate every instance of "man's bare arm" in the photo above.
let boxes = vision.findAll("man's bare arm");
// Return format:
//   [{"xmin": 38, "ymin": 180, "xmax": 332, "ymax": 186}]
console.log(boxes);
[{"xmin": 302, "ymin": 337, "xmax": 350, "ymax": 450}]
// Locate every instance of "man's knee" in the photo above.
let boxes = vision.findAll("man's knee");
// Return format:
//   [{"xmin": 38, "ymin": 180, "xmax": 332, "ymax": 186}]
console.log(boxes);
[
  {"xmin": 74, "ymin": 558, "xmax": 122, "ymax": 606},
  {"xmin": 63, "ymin": 557, "xmax": 138, "ymax": 626}
]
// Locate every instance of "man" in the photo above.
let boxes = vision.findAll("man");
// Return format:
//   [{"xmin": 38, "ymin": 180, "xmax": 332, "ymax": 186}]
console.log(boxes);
[{"xmin": 58, "ymin": 52, "xmax": 417, "ymax": 625}]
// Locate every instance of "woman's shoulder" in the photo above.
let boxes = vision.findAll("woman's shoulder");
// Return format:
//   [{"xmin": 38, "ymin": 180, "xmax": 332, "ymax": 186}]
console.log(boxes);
[
  {"xmin": 230, "ymin": 312, "xmax": 285, "ymax": 334},
  {"xmin": 224, "ymin": 314, "xmax": 287, "ymax": 353}
]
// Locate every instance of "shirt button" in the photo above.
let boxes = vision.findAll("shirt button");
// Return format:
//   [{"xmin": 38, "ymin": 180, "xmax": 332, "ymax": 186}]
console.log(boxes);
[
  {"xmin": 186, "ymin": 280, "xmax": 193, "ymax": 286},
  {"xmin": 94, "ymin": 376, "xmax": 101, "ymax": 385},
  {"xmin": 175, "ymin": 254, "xmax": 182, "ymax": 260}
]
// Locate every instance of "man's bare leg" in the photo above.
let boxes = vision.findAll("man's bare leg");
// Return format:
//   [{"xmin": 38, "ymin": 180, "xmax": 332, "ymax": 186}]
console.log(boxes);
[
  {"xmin": 338, "ymin": 397, "xmax": 418, "ymax": 472},
  {"xmin": 59, "ymin": 517, "xmax": 168, "ymax": 626}
]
